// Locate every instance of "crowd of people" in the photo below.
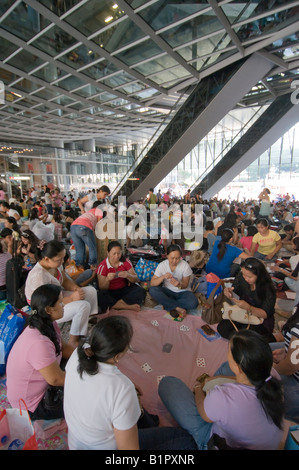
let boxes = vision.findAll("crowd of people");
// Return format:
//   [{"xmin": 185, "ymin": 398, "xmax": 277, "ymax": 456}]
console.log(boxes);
[{"xmin": 1, "ymin": 183, "xmax": 299, "ymax": 450}]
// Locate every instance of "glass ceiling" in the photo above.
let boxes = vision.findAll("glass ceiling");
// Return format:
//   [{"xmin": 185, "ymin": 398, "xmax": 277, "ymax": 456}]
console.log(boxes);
[{"xmin": 0, "ymin": 0, "xmax": 298, "ymax": 147}]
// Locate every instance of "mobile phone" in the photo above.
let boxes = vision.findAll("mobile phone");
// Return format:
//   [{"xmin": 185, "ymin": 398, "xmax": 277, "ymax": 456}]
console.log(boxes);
[
  {"xmin": 114, "ymin": 272, "xmax": 119, "ymax": 278},
  {"xmin": 232, "ymin": 291, "xmax": 240, "ymax": 300},
  {"xmin": 201, "ymin": 324, "xmax": 215, "ymax": 336}
]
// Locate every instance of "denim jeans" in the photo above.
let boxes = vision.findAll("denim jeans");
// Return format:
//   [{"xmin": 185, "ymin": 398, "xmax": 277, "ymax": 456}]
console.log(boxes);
[
  {"xmin": 70, "ymin": 225, "xmax": 97, "ymax": 267},
  {"xmin": 284, "ymin": 277, "xmax": 299, "ymax": 306},
  {"xmin": 138, "ymin": 426, "xmax": 197, "ymax": 450},
  {"xmin": 149, "ymin": 286, "xmax": 198, "ymax": 311},
  {"xmin": 158, "ymin": 362, "xmax": 234, "ymax": 450}
]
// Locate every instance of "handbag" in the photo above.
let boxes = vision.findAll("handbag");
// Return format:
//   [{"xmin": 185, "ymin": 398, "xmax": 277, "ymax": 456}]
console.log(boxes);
[
  {"xmin": 221, "ymin": 301, "xmax": 264, "ymax": 331},
  {"xmin": 135, "ymin": 257, "xmax": 159, "ymax": 282},
  {"xmin": 201, "ymin": 280, "xmax": 225, "ymax": 325},
  {"xmin": 0, "ymin": 399, "xmax": 38, "ymax": 450}
]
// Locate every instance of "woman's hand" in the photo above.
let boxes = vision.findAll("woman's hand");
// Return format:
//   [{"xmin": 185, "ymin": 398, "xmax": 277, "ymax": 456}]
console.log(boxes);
[
  {"xmin": 232, "ymin": 298, "xmax": 250, "ymax": 310},
  {"xmin": 224, "ymin": 287, "xmax": 233, "ymax": 298},
  {"xmin": 272, "ymin": 348, "xmax": 286, "ymax": 364},
  {"xmin": 118, "ymin": 271, "xmax": 128, "ymax": 278},
  {"xmin": 107, "ymin": 272, "xmax": 117, "ymax": 281},
  {"xmin": 71, "ymin": 288, "xmax": 85, "ymax": 301}
]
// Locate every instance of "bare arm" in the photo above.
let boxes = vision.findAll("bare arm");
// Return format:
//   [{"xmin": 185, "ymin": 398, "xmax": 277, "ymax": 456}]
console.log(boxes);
[
  {"xmin": 113, "ymin": 424, "xmax": 139, "ymax": 450},
  {"xmin": 39, "ymin": 361, "xmax": 65, "ymax": 387}
]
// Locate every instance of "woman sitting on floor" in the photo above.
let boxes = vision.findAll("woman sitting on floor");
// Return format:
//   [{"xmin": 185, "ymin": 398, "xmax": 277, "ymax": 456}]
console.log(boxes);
[
  {"xmin": 149, "ymin": 244, "xmax": 198, "ymax": 318},
  {"xmin": 251, "ymin": 218, "xmax": 282, "ymax": 261},
  {"xmin": 25, "ymin": 240, "xmax": 98, "ymax": 347},
  {"xmin": 7, "ymin": 284, "xmax": 74, "ymax": 420},
  {"xmin": 205, "ymin": 228, "xmax": 249, "ymax": 279},
  {"xmin": 218, "ymin": 257, "xmax": 277, "ymax": 342},
  {"xmin": 64, "ymin": 315, "xmax": 196, "ymax": 450},
  {"xmin": 159, "ymin": 329, "xmax": 284, "ymax": 450},
  {"xmin": 97, "ymin": 240, "xmax": 146, "ymax": 312}
]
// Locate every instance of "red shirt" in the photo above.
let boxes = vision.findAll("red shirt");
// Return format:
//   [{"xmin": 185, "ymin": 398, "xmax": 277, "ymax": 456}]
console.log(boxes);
[{"xmin": 96, "ymin": 258, "xmax": 133, "ymax": 290}]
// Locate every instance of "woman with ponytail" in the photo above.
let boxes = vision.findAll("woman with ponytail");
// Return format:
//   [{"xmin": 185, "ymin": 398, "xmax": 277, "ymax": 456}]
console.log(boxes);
[
  {"xmin": 159, "ymin": 330, "xmax": 284, "ymax": 450},
  {"xmin": 64, "ymin": 316, "xmax": 197, "ymax": 450},
  {"xmin": 205, "ymin": 228, "xmax": 249, "ymax": 279},
  {"xmin": 6, "ymin": 284, "xmax": 74, "ymax": 420}
]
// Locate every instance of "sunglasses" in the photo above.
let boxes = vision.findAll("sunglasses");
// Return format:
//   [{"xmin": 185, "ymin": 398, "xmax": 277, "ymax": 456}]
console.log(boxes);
[{"xmin": 21, "ymin": 232, "xmax": 30, "ymax": 238}]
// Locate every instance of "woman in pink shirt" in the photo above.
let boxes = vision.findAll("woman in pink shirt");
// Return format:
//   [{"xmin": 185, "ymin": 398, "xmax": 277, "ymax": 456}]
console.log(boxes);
[{"xmin": 6, "ymin": 284, "xmax": 74, "ymax": 420}]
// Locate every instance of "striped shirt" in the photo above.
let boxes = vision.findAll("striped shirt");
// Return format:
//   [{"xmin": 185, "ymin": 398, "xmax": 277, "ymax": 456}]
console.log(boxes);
[
  {"xmin": 284, "ymin": 325, "xmax": 299, "ymax": 382},
  {"xmin": 0, "ymin": 252, "xmax": 12, "ymax": 287}
]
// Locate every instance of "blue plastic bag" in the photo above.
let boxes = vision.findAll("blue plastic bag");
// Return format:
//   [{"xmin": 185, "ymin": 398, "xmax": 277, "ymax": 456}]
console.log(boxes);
[
  {"xmin": 135, "ymin": 257, "xmax": 159, "ymax": 282},
  {"xmin": 0, "ymin": 309, "xmax": 26, "ymax": 376}
]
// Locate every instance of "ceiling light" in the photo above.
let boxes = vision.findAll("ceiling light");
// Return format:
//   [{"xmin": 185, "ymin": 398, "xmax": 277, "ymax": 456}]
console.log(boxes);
[
  {"xmin": 112, "ymin": 4, "xmax": 118, "ymax": 8},
  {"xmin": 105, "ymin": 16, "xmax": 113, "ymax": 23}
]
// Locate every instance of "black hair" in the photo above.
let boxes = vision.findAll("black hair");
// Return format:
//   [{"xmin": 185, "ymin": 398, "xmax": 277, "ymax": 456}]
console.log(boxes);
[
  {"xmin": 29, "ymin": 207, "xmax": 39, "ymax": 221},
  {"xmin": 282, "ymin": 302, "xmax": 299, "ymax": 334},
  {"xmin": 205, "ymin": 220, "xmax": 214, "ymax": 231},
  {"xmin": 167, "ymin": 244, "xmax": 182, "ymax": 256},
  {"xmin": 98, "ymin": 185, "xmax": 110, "ymax": 195},
  {"xmin": 247, "ymin": 225, "xmax": 258, "ymax": 237},
  {"xmin": 293, "ymin": 236, "xmax": 299, "ymax": 252},
  {"xmin": 240, "ymin": 257, "xmax": 276, "ymax": 300},
  {"xmin": 77, "ymin": 316, "xmax": 133, "ymax": 378},
  {"xmin": 256, "ymin": 218, "xmax": 270, "ymax": 228},
  {"xmin": 27, "ymin": 284, "xmax": 62, "ymax": 356},
  {"xmin": 217, "ymin": 228, "xmax": 234, "ymax": 261},
  {"xmin": 230, "ymin": 330, "xmax": 284, "ymax": 430},
  {"xmin": 37, "ymin": 239, "xmax": 66, "ymax": 261},
  {"xmin": 107, "ymin": 240, "xmax": 126, "ymax": 262}
]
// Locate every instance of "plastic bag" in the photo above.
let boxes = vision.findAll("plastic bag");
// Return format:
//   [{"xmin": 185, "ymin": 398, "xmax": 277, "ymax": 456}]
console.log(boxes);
[
  {"xmin": 0, "ymin": 308, "xmax": 26, "ymax": 376},
  {"xmin": 32, "ymin": 221, "xmax": 54, "ymax": 242},
  {"xmin": 135, "ymin": 257, "xmax": 159, "ymax": 282},
  {"xmin": 0, "ymin": 400, "xmax": 38, "ymax": 450}
]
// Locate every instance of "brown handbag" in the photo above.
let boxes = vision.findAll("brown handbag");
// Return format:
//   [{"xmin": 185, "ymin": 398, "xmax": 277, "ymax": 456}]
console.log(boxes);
[{"xmin": 201, "ymin": 280, "xmax": 225, "ymax": 325}]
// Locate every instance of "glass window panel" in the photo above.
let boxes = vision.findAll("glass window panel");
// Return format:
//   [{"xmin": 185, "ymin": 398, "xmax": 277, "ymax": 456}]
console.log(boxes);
[
  {"xmin": 133, "ymin": 54, "xmax": 178, "ymax": 76},
  {"xmin": 13, "ymin": 78, "xmax": 41, "ymax": 94},
  {"xmin": 81, "ymin": 60, "xmax": 119, "ymax": 82},
  {"xmin": 115, "ymin": 39, "xmax": 164, "ymax": 66},
  {"xmin": 32, "ymin": 64, "xmax": 68, "ymax": 83},
  {"xmin": 267, "ymin": 33, "xmax": 299, "ymax": 61},
  {"xmin": 176, "ymin": 32, "xmax": 230, "ymax": 62},
  {"xmin": 58, "ymin": 45, "xmax": 101, "ymax": 70},
  {"xmin": 131, "ymin": 88, "xmax": 159, "ymax": 100},
  {"xmin": 51, "ymin": 95, "xmax": 78, "ymax": 106},
  {"xmin": 55, "ymin": 75, "xmax": 88, "ymax": 91},
  {"xmin": 222, "ymin": 0, "xmax": 291, "ymax": 25},
  {"xmin": 38, "ymin": 0, "xmax": 83, "ymax": 16},
  {"xmin": 1, "ymin": 4, "xmax": 51, "ymax": 42},
  {"xmin": 234, "ymin": 5, "xmax": 299, "ymax": 42},
  {"xmin": 160, "ymin": 13, "xmax": 223, "ymax": 48},
  {"xmin": 7, "ymin": 49, "xmax": 45, "ymax": 73},
  {"xmin": 149, "ymin": 66, "xmax": 191, "ymax": 86},
  {"xmin": 92, "ymin": 92, "xmax": 117, "ymax": 103},
  {"xmin": 139, "ymin": 0, "xmax": 209, "ymax": 31},
  {"xmin": 0, "ymin": 67, "xmax": 20, "ymax": 85},
  {"xmin": 102, "ymin": 72, "xmax": 137, "ymax": 89},
  {"xmin": 73, "ymin": 84, "xmax": 104, "ymax": 98},
  {"xmin": 31, "ymin": 25, "xmax": 78, "ymax": 57},
  {"xmin": 65, "ymin": 0, "xmax": 125, "ymax": 36},
  {"xmin": 93, "ymin": 18, "xmax": 145, "ymax": 53},
  {"xmin": 32, "ymin": 89, "xmax": 61, "ymax": 100},
  {"xmin": 0, "ymin": 38, "xmax": 19, "ymax": 61},
  {"xmin": 117, "ymin": 82, "xmax": 146, "ymax": 94}
]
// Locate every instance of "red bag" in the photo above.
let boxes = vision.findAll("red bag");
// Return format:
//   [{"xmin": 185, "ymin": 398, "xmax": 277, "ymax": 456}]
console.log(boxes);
[{"xmin": 0, "ymin": 399, "xmax": 38, "ymax": 450}]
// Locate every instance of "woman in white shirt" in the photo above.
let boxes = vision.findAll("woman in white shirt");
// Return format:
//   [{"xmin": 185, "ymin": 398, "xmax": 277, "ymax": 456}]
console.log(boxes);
[
  {"xmin": 149, "ymin": 244, "xmax": 198, "ymax": 318},
  {"xmin": 64, "ymin": 315, "xmax": 141, "ymax": 450}
]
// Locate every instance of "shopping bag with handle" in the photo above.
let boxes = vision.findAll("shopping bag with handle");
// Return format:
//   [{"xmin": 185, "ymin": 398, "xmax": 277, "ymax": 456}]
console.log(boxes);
[{"xmin": 0, "ymin": 399, "xmax": 38, "ymax": 450}]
